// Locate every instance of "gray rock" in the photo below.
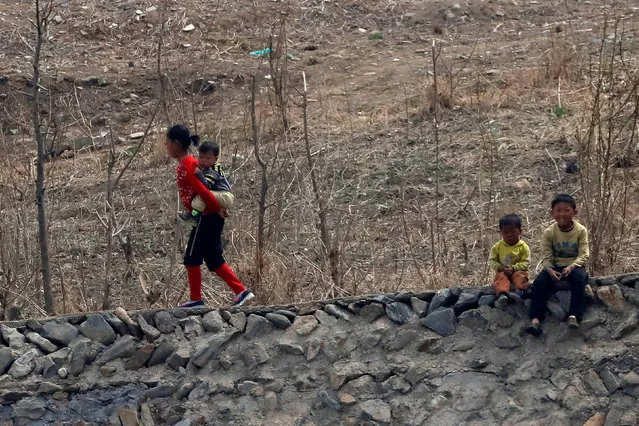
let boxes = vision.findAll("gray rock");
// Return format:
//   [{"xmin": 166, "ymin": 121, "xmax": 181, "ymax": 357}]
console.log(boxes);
[
  {"xmin": 547, "ymin": 301, "xmax": 566, "ymax": 321},
  {"xmin": 265, "ymin": 313, "xmax": 292, "ymax": 329},
  {"xmin": 452, "ymin": 339, "xmax": 475, "ymax": 352},
  {"xmin": 96, "ymin": 335, "xmax": 137, "ymax": 365},
  {"xmin": 274, "ymin": 310, "xmax": 296, "ymax": 321},
  {"xmin": 612, "ymin": 311, "xmax": 638, "ymax": 339},
  {"xmin": 599, "ymin": 366, "xmax": 622, "ymax": 393},
  {"xmin": 70, "ymin": 340, "xmax": 89, "ymax": 376},
  {"xmin": 143, "ymin": 384, "xmax": 177, "ymax": 399},
  {"xmin": 1, "ymin": 324, "xmax": 26, "ymax": 350},
  {"xmin": 48, "ymin": 347, "xmax": 71, "ymax": 369},
  {"xmin": 191, "ymin": 331, "xmax": 238, "ymax": 368},
  {"xmin": 244, "ymin": 314, "xmax": 274, "ymax": 339},
  {"xmin": 293, "ymin": 315, "xmax": 319, "ymax": 336},
  {"xmin": 42, "ymin": 321, "xmax": 79, "ymax": 347},
  {"xmin": 243, "ymin": 343, "xmax": 270, "ymax": 367},
  {"xmin": 37, "ymin": 381, "xmax": 62, "ymax": 394},
  {"xmin": 202, "ymin": 310, "xmax": 224, "ymax": 333},
  {"xmin": 147, "ymin": 341, "xmax": 175, "ymax": 367},
  {"xmin": 57, "ymin": 367, "xmax": 68, "ymax": 379},
  {"xmin": 555, "ymin": 291, "xmax": 572, "ymax": 313},
  {"xmin": 381, "ymin": 375, "xmax": 411, "ymax": 394},
  {"xmin": 622, "ymin": 286, "xmax": 639, "ymax": 307},
  {"xmin": 167, "ymin": 348, "xmax": 191, "ymax": 370},
  {"xmin": 385, "ymin": 302, "xmax": 415, "ymax": 324},
  {"xmin": 277, "ymin": 342, "xmax": 304, "ymax": 355},
  {"xmin": 237, "ymin": 381, "xmax": 263, "ymax": 397},
  {"xmin": 324, "ymin": 304, "xmax": 351, "ymax": 321},
  {"xmin": 125, "ymin": 344, "xmax": 155, "ymax": 370},
  {"xmin": 420, "ymin": 308, "xmax": 457, "ymax": 337},
  {"xmin": 453, "ymin": 290, "xmax": 480, "ymax": 314},
  {"xmin": 428, "ymin": 288, "xmax": 458, "ymax": 314},
  {"xmin": 319, "ymin": 389, "xmax": 341, "ymax": 411},
  {"xmin": 176, "ymin": 380, "xmax": 197, "ymax": 400},
  {"xmin": 494, "ymin": 331, "xmax": 522, "ymax": 349},
  {"xmin": 69, "ymin": 337, "xmax": 104, "ymax": 363},
  {"xmin": 264, "ymin": 391, "xmax": 278, "ymax": 412},
  {"xmin": 0, "ymin": 348, "xmax": 14, "ymax": 374},
  {"xmin": 410, "ymin": 297, "xmax": 428, "ymax": 317},
  {"xmin": 314, "ymin": 309, "xmax": 338, "ymax": 325},
  {"xmin": 342, "ymin": 374, "xmax": 378, "ymax": 399},
  {"xmin": 25, "ymin": 331, "xmax": 58, "ymax": 354},
  {"xmin": 79, "ymin": 314, "xmax": 117, "ymax": 345},
  {"xmin": 478, "ymin": 295, "xmax": 495, "ymax": 306},
  {"xmin": 417, "ymin": 335, "xmax": 443, "ymax": 354},
  {"xmin": 229, "ymin": 312, "xmax": 247, "ymax": 332},
  {"xmin": 385, "ymin": 329, "xmax": 419, "ymax": 351},
  {"xmin": 138, "ymin": 315, "xmax": 161, "ymax": 342},
  {"xmin": 102, "ymin": 312, "xmax": 129, "ymax": 336},
  {"xmin": 458, "ymin": 308, "xmax": 489, "ymax": 330},
  {"xmin": 26, "ymin": 319, "xmax": 43, "ymax": 332},
  {"xmin": 621, "ymin": 371, "xmax": 639, "ymax": 386},
  {"xmin": 305, "ymin": 337, "xmax": 322, "ymax": 361},
  {"xmin": 580, "ymin": 311, "xmax": 604, "ymax": 332},
  {"xmin": 188, "ymin": 382, "xmax": 210, "ymax": 400},
  {"xmin": 360, "ymin": 399, "xmax": 392, "ymax": 423},
  {"xmin": 179, "ymin": 316, "xmax": 204, "ymax": 337},
  {"xmin": 8, "ymin": 348, "xmax": 39, "ymax": 379},
  {"xmin": 154, "ymin": 311, "xmax": 177, "ymax": 334},
  {"xmin": 359, "ymin": 303, "xmax": 386, "ymax": 323},
  {"xmin": 13, "ymin": 398, "xmax": 47, "ymax": 420},
  {"xmin": 584, "ymin": 369, "xmax": 608, "ymax": 396},
  {"xmin": 41, "ymin": 356, "xmax": 57, "ymax": 379}
]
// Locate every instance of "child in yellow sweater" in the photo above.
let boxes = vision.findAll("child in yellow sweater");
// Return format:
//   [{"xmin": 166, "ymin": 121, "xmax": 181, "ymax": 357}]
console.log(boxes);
[
  {"xmin": 489, "ymin": 214, "xmax": 530, "ymax": 309},
  {"xmin": 526, "ymin": 194, "xmax": 590, "ymax": 336}
]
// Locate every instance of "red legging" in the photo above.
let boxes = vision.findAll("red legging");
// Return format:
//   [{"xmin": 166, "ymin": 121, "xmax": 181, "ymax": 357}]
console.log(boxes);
[{"xmin": 184, "ymin": 214, "xmax": 245, "ymax": 301}]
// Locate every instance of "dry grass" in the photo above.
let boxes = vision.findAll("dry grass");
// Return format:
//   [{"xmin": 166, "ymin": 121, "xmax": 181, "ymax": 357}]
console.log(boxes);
[{"xmin": 0, "ymin": 0, "xmax": 638, "ymax": 318}]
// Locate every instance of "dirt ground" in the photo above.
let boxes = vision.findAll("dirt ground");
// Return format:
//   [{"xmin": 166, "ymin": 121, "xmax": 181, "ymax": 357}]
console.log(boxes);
[{"xmin": 1, "ymin": 0, "xmax": 639, "ymax": 316}]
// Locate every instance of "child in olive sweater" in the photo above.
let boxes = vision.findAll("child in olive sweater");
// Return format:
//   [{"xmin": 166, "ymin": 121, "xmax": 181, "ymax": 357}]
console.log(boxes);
[{"xmin": 526, "ymin": 194, "xmax": 589, "ymax": 336}]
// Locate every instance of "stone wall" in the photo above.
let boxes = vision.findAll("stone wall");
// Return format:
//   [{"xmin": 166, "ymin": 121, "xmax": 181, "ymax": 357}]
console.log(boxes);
[{"xmin": 1, "ymin": 275, "xmax": 639, "ymax": 425}]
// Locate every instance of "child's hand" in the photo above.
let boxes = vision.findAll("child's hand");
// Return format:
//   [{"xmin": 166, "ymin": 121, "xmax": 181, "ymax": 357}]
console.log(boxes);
[
  {"xmin": 547, "ymin": 267, "xmax": 561, "ymax": 281},
  {"xmin": 219, "ymin": 208, "xmax": 229, "ymax": 218},
  {"xmin": 561, "ymin": 265, "xmax": 575, "ymax": 277},
  {"xmin": 504, "ymin": 266, "xmax": 514, "ymax": 276}
]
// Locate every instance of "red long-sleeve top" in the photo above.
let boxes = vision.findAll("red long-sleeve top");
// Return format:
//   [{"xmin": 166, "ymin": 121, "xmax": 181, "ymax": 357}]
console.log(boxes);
[{"xmin": 176, "ymin": 156, "xmax": 221, "ymax": 214}]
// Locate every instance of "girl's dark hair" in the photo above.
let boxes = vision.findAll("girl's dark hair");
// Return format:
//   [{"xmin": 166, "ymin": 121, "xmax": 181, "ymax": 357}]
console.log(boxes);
[
  {"xmin": 167, "ymin": 124, "xmax": 199, "ymax": 151},
  {"xmin": 198, "ymin": 141, "xmax": 220, "ymax": 156}
]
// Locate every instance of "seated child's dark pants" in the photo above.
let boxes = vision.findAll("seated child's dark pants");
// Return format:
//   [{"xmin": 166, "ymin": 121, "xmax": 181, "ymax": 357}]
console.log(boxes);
[{"xmin": 529, "ymin": 266, "xmax": 588, "ymax": 322}]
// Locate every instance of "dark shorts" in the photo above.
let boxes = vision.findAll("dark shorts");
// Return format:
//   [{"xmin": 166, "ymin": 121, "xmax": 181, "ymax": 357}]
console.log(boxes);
[{"xmin": 184, "ymin": 213, "xmax": 225, "ymax": 271}]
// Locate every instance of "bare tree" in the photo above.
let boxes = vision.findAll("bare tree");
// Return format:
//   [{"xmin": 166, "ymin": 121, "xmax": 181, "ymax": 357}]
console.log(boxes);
[{"xmin": 31, "ymin": 0, "xmax": 56, "ymax": 314}]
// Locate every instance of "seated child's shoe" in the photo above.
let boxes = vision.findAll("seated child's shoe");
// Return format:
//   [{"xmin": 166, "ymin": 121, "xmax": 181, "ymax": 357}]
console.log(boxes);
[
  {"xmin": 495, "ymin": 293, "xmax": 509, "ymax": 309},
  {"xmin": 568, "ymin": 315, "xmax": 579, "ymax": 329},
  {"xmin": 525, "ymin": 322, "xmax": 543, "ymax": 337},
  {"xmin": 178, "ymin": 212, "xmax": 198, "ymax": 227},
  {"xmin": 180, "ymin": 300, "xmax": 205, "ymax": 308},
  {"xmin": 232, "ymin": 290, "xmax": 255, "ymax": 307}
]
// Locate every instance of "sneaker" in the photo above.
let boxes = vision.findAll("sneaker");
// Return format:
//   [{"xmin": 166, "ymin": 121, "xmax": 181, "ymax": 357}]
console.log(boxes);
[
  {"xmin": 232, "ymin": 290, "xmax": 255, "ymax": 307},
  {"xmin": 568, "ymin": 315, "xmax": 579, "ymax": 329},
  {"xmin": 178, "ymin": 212, "xmax": 198, "ymax": 227},
  {"xmin": 525, "ymin": 322, "xmax": 543, "ymax": 337},
  {"xmin": 495, "ymin": 293, "xmax": 509, "ymax": 309},
  {"xmin": 180, "ymin": 300, "xmax": 205, "ymax": 308}
]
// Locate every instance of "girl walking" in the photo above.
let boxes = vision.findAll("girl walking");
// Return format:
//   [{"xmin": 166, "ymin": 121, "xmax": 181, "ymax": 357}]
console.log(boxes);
[{"xmin": 165, "ymin": 124, "xmax": 254, "ymax": 307}]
